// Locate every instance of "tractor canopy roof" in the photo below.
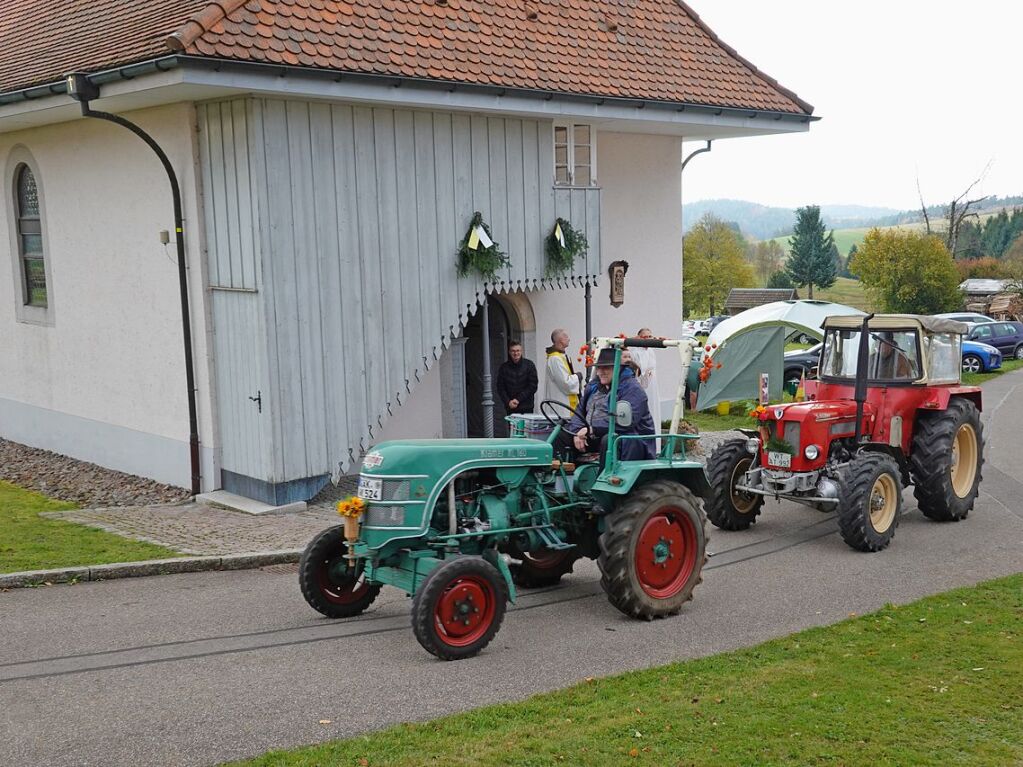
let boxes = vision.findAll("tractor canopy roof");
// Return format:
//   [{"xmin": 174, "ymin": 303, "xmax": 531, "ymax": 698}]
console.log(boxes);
[{"xmin": 822, "ymin": 314, "xmax": 970, "ymax": 335}]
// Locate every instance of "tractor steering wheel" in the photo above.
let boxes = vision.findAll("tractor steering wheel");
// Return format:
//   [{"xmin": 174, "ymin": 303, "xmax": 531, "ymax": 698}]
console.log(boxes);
[{"xmin": 540, "ymin": 400, "xmax": 588, "ymax": 436}]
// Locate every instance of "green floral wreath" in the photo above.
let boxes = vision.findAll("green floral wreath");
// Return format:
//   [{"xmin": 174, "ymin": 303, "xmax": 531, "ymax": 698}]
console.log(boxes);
[
  {"xmin": 457, "ymin": 211, "xmax": 509, "ymax": 281},
  {"xmin": 544, "ymin": 217, "xmax": 589, "ymax": 277}
]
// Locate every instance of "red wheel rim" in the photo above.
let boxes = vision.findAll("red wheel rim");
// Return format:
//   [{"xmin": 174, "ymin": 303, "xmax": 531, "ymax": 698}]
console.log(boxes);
[
  {"xmin": 433, "ymin": 575, "xmax": 497, "ymax": 647},
  {"xmin": 634, "ymin": 505, "xmax": 698, "ymax": 599},
  {"xmin": 316, "ymin": 558, "xmax": 372, "ymax": 605}
]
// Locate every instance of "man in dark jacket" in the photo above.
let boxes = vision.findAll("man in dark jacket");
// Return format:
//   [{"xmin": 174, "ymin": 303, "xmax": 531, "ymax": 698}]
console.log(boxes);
[
  {"xmin": 562, "ymin": 347, "xmax": 655, "ymax": 462},
  {"xmin": 496, "ymin": 340, "xmax": 538, "ymax": 417}
]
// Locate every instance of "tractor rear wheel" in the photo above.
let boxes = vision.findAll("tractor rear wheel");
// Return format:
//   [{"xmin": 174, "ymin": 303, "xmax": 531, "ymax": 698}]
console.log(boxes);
[
  {"xmin": 507, "ymin": 543, "xmax": 579, "ymax": 588},
  {"xmin": 598, "ymin": 480, "xmax": 706, "ymax": 620},
  {"xmin": 704, "ymin": 438, "xmax": 763, "ymax": 530},
  {"xmin": 910, "ymin": 398, "xmax": 984, "ymax": 521},
  {"xmin": 412, "ymin": 556, "xmax": 508, "ymax": 661},
  {"xmin": 299, "ymin": 525, "xmax": 381, "ymax": 618},
  {"xmin": 836, "ymin": 452, "xmax": 903, "ymax": 552}
]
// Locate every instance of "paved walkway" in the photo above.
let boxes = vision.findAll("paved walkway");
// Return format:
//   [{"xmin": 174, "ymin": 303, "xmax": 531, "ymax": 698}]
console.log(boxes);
[{"xmin": 38, "ymin": 437, "xmax": 734, "ymax": 558}]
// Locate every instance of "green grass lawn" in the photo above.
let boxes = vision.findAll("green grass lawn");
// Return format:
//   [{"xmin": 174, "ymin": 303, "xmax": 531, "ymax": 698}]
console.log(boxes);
[
  {"xmin": 0, "ymin": 481, "xmax": 181, "ymax": 574},
  {"xmin": 230, "ymin": 574, "xmax": 1023, "ymax": 767},
  {"xmin": 813, "ymin": 276, "xmax": 873, "ymax": 312},
  {"xmin": 961, "ymin": 357, "xmax": 1023, "ymax": 387}
]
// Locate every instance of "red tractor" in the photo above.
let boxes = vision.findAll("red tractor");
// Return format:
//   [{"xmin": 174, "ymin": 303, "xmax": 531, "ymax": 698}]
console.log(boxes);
[{"xmin": 704, "ymin": 314, "xmax": 984, "ymax": 551}]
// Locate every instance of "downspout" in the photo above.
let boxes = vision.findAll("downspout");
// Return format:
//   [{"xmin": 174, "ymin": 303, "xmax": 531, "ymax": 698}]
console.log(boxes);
[
  {"xmin": 680, "ymin": 141, "xmax": 712, "ymax": 321},
  {"xmin": 64, "ymin": 73, "xmax": 202, "ymax": 496},
  {"xmin": 480, "ymin": 297, "xmax": 495, "ymax": 438}
]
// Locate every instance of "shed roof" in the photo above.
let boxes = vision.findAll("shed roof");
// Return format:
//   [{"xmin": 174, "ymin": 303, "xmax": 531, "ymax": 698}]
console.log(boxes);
[
  {"xmin": 0, "ymin": 0, "xmax": 813, "ymax": 116},
  {"xmin": 724, "ymin": 288, "xmax": 799, "ymax": 311}
]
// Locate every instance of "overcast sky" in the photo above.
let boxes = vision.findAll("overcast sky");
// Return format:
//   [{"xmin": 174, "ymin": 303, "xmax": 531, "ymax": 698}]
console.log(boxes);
[{"xmin": 681, "ymin": 0, "xmax": 1021, "ymax": 212}]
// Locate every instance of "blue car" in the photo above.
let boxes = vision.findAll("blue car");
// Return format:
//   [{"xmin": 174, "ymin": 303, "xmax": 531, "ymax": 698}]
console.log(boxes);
[{"xmin": 962, "ymin": 339, "xmax": 1002, "ymax": 374}]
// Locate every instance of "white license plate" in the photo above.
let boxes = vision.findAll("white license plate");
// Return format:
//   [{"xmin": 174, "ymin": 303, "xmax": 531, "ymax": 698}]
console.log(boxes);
[
  {"xmin": 768, "ymin": 451, "xmax": 792, "ymax": 468},
  {"xmin": 357, "ymin": 477, "xmax": 382, "ymax": 501}
]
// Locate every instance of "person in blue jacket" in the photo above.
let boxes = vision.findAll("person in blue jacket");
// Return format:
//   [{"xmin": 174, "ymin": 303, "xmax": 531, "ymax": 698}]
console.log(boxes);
[{"xmin": 561, "ymin": 347, "xmax": 656, "ymax": 462}]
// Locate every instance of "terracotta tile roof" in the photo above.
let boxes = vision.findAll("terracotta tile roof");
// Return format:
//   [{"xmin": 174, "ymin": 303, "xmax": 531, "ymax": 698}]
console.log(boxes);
[
  {"xmin": 0, "ymin": 0, "xmax": 210, "ymax": 94},
  {"xmin": 2, "ymin": 1, "xmax": 812, "ymax": 115}
]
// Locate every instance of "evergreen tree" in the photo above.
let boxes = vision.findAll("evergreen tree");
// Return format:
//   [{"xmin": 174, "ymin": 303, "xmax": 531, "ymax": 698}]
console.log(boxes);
[
  {"xmin": 767, "ymin": 270, "xmax": 795, "ymax": 289},
  {"xmin": 842, "ymin": 245, "xmax": 858, "ymax": 278},
  {"xmin": 785, "ymin": 205, "xmax": 837, "ymax": 298}
]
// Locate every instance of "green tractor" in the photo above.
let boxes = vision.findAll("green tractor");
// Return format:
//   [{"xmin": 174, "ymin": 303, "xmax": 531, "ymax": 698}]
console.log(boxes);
[{"xmin": 299, "ymin": 337, "xmax": 711, "ymax": 660}]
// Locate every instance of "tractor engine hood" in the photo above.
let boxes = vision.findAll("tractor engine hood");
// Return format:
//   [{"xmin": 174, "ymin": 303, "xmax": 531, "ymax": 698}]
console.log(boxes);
[
  {"xmin": 359, "ymin": 438, "xmax": 554, "ymax": 478},
  {"xmin": 763, "ymin": 401, "xmax": 871, "ymax": 425}
]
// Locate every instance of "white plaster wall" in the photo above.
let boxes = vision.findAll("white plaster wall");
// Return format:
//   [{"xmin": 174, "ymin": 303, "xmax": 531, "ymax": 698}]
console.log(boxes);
[
  {"xmin": 530, "ymin": 132, "xmax": 684, "ymax": 422},
  {"xmin": 0, "ymin": 104, "xmax": 216, "ymax": 488},
  {"xmin": 375, "ymin": 358, "xmax": 444, "ymax": 442}
]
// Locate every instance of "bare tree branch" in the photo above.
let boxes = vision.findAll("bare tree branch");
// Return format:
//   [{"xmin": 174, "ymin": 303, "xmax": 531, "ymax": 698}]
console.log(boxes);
[{"xmin": 917, "ymin": 176, "xmax": 931, "ymax": 235}]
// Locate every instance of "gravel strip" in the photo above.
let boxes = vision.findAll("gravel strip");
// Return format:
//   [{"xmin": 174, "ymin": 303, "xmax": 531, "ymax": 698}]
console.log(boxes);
[{"xmin": 0, "ymin": 438, "xmax": 189, "ymax": 507}]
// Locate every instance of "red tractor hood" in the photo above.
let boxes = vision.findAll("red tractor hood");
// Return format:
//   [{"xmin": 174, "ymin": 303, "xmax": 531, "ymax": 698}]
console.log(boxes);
[{"xmin": 766, "ymin": 401, "xmax": 871, "ymax": 423}]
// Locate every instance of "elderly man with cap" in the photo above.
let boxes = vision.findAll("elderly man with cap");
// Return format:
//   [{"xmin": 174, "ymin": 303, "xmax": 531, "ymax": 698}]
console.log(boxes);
[{"xmin": 557, "ymin": 347, "xmax": 656, "ymax": 463}]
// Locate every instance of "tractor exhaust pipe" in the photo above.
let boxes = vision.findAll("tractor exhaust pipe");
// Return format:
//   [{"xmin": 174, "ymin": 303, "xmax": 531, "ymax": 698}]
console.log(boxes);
[{"xmin": 854, "ymin": 313, "xmax": 875, "ymax": 445}]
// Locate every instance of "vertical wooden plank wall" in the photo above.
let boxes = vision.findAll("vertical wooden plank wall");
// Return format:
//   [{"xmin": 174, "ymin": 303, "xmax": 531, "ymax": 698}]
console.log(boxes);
[{"xmin": 200, "ymin": 98, "xmax": 602, "ymax": 483}]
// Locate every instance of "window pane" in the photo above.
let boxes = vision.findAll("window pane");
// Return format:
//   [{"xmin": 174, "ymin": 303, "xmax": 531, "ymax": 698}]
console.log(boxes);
[
  {"xmin": 555, "ymin": 165, "xmax": 571, "ymax": 184},
  {"xmin": 554, "ymin": 126, "xmax": 568, "ymax": 145},
  {"xmin": 574, "ymin": 144, "xmax": 590, "ymax": 167},
  {"xmin": 17, "ymin": 166, "xmax": 39, "ymax": 216},
  {"xmin": 573, "ymin": 125, "xmax": 591, "ymax": 146},
  {"xmin": 21, "ymin": 233, "xmax": 43, "ymax": 254},
  {"xmin": 24, "ymin": 257, "xmax": 47, "ymax": 306},
  {"xmin": 555, "ymin": 145, "xmax": 568, "ymax": 165},
  {"xmin": 573, "ymin": 165, "xmax": 591, "ymax": 186},
  {"xmin": 18, "ymin": 217, "xmax": 41, "ymax": 236}
]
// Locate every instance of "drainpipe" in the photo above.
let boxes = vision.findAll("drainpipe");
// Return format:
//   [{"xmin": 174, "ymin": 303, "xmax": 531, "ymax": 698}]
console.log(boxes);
[
  {"xmin": 680, "ymin": 141, "xmax": 712, "ymax": 322},
  {"xmin": 64, "ymin": 73, "xmax": 201, "ymax": 496},
  {"xmin": 584, "ymin": 279, "xmax": 593, "ymax": 374}
]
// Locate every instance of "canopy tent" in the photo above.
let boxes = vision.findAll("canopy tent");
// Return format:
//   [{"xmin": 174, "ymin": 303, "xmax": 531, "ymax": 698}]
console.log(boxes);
[
  {"xmin": 696, "ymin": 300, "xmax": 864, "ymax": 412},
  {"xmin": 707, "ymin": 300, "xmax": 864, "ymax": 349}
]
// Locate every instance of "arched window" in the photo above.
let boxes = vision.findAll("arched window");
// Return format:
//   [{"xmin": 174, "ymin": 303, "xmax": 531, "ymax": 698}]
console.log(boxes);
[{"xmin": 14, "ymin": 164, "xmax": 46, "ymax": 306}]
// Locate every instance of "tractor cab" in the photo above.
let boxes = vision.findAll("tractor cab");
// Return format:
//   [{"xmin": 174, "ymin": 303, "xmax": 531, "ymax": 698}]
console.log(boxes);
[{"xmin": 704, "ymin": 314, "xmax": 985, "ymax": 554}]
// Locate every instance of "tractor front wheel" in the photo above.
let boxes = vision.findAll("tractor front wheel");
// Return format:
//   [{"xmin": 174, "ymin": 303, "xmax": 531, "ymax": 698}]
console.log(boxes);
[
  {"xmin": 836, "ymin": 452, "xmax": 903, "ymax": 552},
  {"xmin": 412, "ymin": 556, "xmax": 508, "ymax": 661},
  {"xmin": 910, "ymin": 398, "xmax": 984, "ymax": 521},
  {"xmin": 598, "ymin": 480, "xmax": 706, "ymax": 620},
  {"xmin": 507, "ymin": 543, "xmax": 579, "ymax": 588},
  {"xmin": 299, "ymin": 525, "xmax": 381, "ymax": 618},
  {"xmin": 704, "ymin": 438, "xmax": 763, "ymax": 530}
]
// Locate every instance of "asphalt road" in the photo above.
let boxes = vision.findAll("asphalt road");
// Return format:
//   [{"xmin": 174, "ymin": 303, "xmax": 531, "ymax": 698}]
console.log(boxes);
[{"xmin": 3, "ymin": 371, "xmax": 1023, "ymax": 767}]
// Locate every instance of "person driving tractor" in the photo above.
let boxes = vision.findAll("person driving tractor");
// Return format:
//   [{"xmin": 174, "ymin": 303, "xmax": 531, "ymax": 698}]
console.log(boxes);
[{"xmin": 556, "ymin": 347, "xmax": 656, "ymax": 462}]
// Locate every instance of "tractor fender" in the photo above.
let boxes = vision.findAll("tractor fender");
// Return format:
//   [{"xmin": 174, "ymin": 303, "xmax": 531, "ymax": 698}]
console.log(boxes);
[
  {"xmin": 592, "ymin": 466, "xmax": 711, "ymax": 505},
  {"xmin": 482, "ymin": 548, "xmax": 517, "ymax": 604},
  {"xmin": 917, "ymin": 387, "xmax": 983, "ymax": 413}
]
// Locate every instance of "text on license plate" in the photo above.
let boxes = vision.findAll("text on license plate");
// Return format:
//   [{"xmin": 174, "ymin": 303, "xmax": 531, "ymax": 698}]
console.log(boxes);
[
  {"xmin": 768, "ymin": 451, "xmax": 791, "ymax": 468},
  {"xmin": 357, "ymin": 477, "xmax": 382, "ymax": 500}
]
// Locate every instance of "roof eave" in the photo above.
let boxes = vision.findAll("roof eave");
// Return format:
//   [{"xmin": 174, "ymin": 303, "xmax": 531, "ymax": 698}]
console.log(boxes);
[{"xmin": 0, "ymin": 54, "xmax": 818, "ymax": 125}]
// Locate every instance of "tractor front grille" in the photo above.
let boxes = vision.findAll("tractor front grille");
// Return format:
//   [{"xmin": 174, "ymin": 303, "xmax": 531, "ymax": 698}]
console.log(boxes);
[
  {"xmin": 782, "ymin": 420, "xmax": 801, "ymax": 447},
  {"xmin": 364, "ymin": 505, "xmax": 406, "ymax": 526},
  {"xmin": 381, "ymin": 480, "xmax": 410, "ymax": 501}
]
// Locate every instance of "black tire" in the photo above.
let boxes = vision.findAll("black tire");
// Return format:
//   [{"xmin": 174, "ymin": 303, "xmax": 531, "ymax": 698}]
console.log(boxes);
[
  {"xmin": 961, "ymin": 354, "xmax": 984, "ymax": 374},
  {"xmin": 507, "ymin": 542, "xmax": 579, "ymax": 588},
  {"xmin": 299, "ymin": 525, "xmax": 381, "ymax": 618},
  {"xmin": 411, "ymin": 556, "xmax": 508, "ymax": 661},
  {"xmin": 598, "ymin": 480, "xmax": 707, "ymax": 620},
  {"xmin": 704, "ymin": 438, "xmax": 764, "ymax": 530},
  {"xmin": 836, "ymin": 452, "xmax": 903, "ymax": 552},
  {"xmin": 910, "ymin": 398, "xmax": 984, "ymax": 522}
]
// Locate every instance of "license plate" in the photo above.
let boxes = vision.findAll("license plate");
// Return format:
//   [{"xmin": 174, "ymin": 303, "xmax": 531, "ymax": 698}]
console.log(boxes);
[
  {"xmin": 357, "ymin": 477, "xmax": 382, "ymax": 501},
  {"xmin": 768, "ymin": 451, "xmax": 792, "ymax": 468}
]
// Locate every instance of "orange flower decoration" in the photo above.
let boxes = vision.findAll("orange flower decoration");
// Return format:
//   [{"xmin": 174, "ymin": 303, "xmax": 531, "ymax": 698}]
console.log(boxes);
[{"xmin": 336, "ymin": 496, "xmax": 366, "ymax": 518}]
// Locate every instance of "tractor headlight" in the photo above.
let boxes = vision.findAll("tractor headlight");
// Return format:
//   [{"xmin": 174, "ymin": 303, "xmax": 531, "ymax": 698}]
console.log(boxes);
[
  {"xmin": 804, "ymin": 444, "xmax": 821, "ymax": 461},
  {"xmin": 746, "ymin": 438, "xmax": 760, "ymax": 454}
]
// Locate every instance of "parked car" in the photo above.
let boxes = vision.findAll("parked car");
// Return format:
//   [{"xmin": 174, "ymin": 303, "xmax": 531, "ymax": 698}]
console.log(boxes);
[
  {"xmin": 783, "ymin": 342, "xmax": 823, "ymax": 392},
  {"xmin": 968, "ymin": 321, "xmax": 1023, "ymax": 359},
  {"xmin": 961, "ymin": 340, "xmax": 1002, "ymax": 374},
  {"xmin": 682, "ymin": 318, "xmax": 704, "ymax": 336},
  {"xmin": 704, "ymin": 315, "xmax": 729, "ymax": 335},
  {"xmin": 935, "ymin": 312, "xmax": 995, "ymax": 328}
]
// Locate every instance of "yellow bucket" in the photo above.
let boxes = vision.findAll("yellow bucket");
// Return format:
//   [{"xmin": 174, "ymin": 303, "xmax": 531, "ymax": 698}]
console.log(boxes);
[{"xmin": 716, "ymin": 400, "xmax": 731, "ymax": 416}]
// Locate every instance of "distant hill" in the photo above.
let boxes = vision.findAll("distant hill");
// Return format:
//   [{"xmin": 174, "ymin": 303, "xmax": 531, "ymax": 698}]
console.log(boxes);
[{"xmin": 683, "ymin": 196, "xmax": 1023, "ymax": 241}]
